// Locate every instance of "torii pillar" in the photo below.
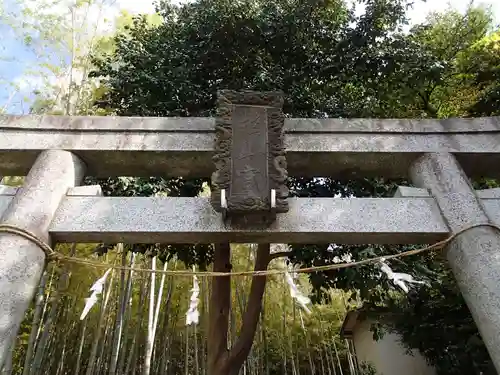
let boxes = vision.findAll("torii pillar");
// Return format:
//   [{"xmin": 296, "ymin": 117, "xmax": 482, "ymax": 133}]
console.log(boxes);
[
  {"xmin": 410, "ymin": 152, "xmax": 500, "ymax": 371},
  {"xmin": 0, "ymin": 150, "xmax": 86, "ymax": 369}
]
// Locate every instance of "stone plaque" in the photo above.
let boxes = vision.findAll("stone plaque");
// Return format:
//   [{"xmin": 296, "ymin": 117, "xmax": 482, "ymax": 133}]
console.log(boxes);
[{"xmin": 211, "ymin": 90, "xmax": 288, "ymax": 226}]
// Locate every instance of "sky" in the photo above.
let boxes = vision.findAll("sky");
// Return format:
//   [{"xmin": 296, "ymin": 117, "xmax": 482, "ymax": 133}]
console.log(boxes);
[
  {"xmin": 115, "ymin": 0, "xmax": 500, "ymax": 24},
  {"xmin": 406, "ymin": 0, "xmax": 498, "ymax": 24},
  {"xmin": 0, "ymin": 0, "xmax": 499, "ymax": 114}
]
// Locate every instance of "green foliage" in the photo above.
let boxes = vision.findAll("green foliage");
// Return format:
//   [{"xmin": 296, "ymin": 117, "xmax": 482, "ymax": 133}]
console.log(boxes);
[
  {"xmin": 378, "ymin": 267, "xmax": 496, "ymax": 374},
  {"xmin": 359, "ymin": 362, "xmax": 378, "ymax": 375},
  {"xmin": 394, "ymin": 5, "xmax": 495, "ymax": 118},
  {"xmin": 463, "ymin": 31, "xmax": 500, "ymax": 116},
  {"xmin": 407, "ymin": 5, "xmax": 499, "ymax": 118},
  {"xmin": 91, "ymin": 0, "xmax": 430, "ymax": 118}
]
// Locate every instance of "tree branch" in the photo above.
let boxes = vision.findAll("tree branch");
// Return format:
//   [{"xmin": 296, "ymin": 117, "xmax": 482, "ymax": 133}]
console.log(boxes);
[
  {"xmin": 418, "ymin": 91, "xmax": 439, "ymax": 117},
  {"xmin": 227, "ymin": 243, "xmax": 271, "ymax": 373}
]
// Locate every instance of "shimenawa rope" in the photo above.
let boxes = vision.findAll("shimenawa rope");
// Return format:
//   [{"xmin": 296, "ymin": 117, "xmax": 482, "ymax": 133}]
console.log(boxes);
[{"xmin": 0, "ymin": 223, "xmax": 499, "ymax": 278}]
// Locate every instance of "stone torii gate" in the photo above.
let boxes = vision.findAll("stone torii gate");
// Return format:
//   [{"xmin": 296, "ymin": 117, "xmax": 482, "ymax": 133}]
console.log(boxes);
[{"xmin": 1, "ymin": 91, "xmax": 500, "ymax": 371}]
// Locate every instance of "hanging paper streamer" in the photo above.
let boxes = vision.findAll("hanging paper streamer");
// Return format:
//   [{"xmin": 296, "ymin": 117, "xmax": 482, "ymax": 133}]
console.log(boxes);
[
  {"xmin": 326, "ymin": 243, "xmax": 340, "ymax": 253},
  {"xmin": 327, "ymin": 244, "xmax": 354, "ymax": 264},
  {"xmin": 80, "ymin": 268, "xmax": 112, "ymax": 320},
  {"xmin": 379, "ymin": 258, "xmax": 427, "ymax": 293},
  {"xmin": 186, "ymin": 269, "xmax": 200, "ymax": 326},
  {"xmin": 332, "ymin": 252, "xmax": 354, "ymax": 264},
  {"xmin": 285, "ymin": 269, "xmax": 312, "ymax": 314}
]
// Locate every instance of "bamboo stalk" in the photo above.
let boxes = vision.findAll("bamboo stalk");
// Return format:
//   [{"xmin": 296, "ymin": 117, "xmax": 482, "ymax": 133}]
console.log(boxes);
[
  {"xmin": 109, "ymin": 244, "xmax": 128, "ymax": 375},
  {"xmin": 126, "ymin": 259, "xmax": 149, "ymax": 375},
  {"xmin": 318, "ymin": 344, "xmax": 326, "ymax": 375},
  {"xmin": 203, "ymin": 273, "xmax": 210, "ymax": 375},
  {"xmin": 117, "ymin": 252, "xmax": 137, "ymax": 374},
  {"xmin": 157, "ymin": 270, "xmax": 176, "ymax": 374},
  {"xmin": 332, "ymin": 335, "xmax": 344, "ymax": 375},
  {"xmin": 290, "ymin": 303, "xmax": 299, "ymax": 375},
  {"xmin": 22, "ymin": 271, "xmax": 49, "ymax": 375},
  {"xmin": 31, "ymin": 285, "xmax": 63, "ymax": 373},
  {"xmin": 144, "ymin": 256, "xmax": 168, "ymax": 375},
  {"xmin": 42, "ymin": 335, "xmax": 54, "ymax": 375},
  {"xmin": 31, "ymin": 244, "xmax": 78, "ymax": 375},
  {"xmin": 55, "ymin": 345, "xmax": 66, "ymax": 375},
  {"xmin": 150, "ymin": 260, "xmax": 169, "ymax": 374},
  {"xmin": 85, "ymin": 270, "xmax": 115, "ymax": 375},
  {"xmin": 281, "ymin": 278, "xmax": 288, "ymax": 374},
  {"xmin": 73, "ymin": 320, "xmax": 87, "ymax": 375},
  {"xmin": 143, "ymin": 256, "xmax": 157, "ymax": 375},
  {"xmin": 194, "ymin": 324, "xmax": 199, "ymax": 375},
  {"xmin": 324, "ymin": 339, "xmax": 334, "ymax": 375},
  {"xmin": 299, "ymin": 310, "xmax": 314, "ymax": 375},
  {"xmin": 200, "ymin": 275, "xmax": 208, "ymax": 375},
  {"xmin": 184, "ymin": 325, "xmax": 190, "ymax": 375},
  {"xmin": 164, "ymin": 295, "xmax": 181, "ymax": 374},
  {"xmin": 100, "ymin": 308, "xmax": 118, "ymax": 375},
  {"xmin": 37, "ymin": 267, "xmax": 56, "ymax": 346}
]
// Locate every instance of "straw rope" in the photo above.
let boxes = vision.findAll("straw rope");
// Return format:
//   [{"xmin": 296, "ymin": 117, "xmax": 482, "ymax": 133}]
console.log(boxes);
[{"xmin": 1, "ymin": 223, "xmax": 499, "ymax": 277}]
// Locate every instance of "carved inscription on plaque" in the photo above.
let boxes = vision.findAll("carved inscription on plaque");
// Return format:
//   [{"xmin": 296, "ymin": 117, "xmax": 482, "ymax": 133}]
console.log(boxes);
[
  {"xmin": 211, "ymin": 90, "xmax": 289, "ymax": 226},
  {"xmin": 230, "ymin": 105, "xmax": 269, "ymax": 211}
]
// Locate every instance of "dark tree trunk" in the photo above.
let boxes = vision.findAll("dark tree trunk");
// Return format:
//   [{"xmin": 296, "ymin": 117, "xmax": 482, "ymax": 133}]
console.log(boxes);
[
  {"xmin": 207, "ymin": 243, "xmax": 271, "ymax": 375},
  {"xmin": 207, "ymin": 243, "xmax": 232, "ymax": 375}
]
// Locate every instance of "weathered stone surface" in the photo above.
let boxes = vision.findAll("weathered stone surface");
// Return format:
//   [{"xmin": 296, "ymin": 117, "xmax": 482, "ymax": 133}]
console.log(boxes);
[
  {"xmin": 287, "ymin": 116, "xmax": 500, "ymax": 133},
  {"xmin": 40, "ymin": 196, "xmax": 451, "ymax": 244},
  {"xmin": 394, "ymin": 186, "xmax": 500, "ymax": 199},
  {"xmin": 393, "ymin": 186, "xmax": 432, "ymax": 198},
  {"xmin": 211, "ymin": 90, "xmax": 287, "ymax": 225},
  {"xmin": 0, "ymin": 185, "xmax": 103, "ymax": 216},
  {"xmin": 0, "ymin": 184, "xmax": 15, "ymax": 217},
  {"xmin": 410, "ymin": 152, "xmax": 500, "ymax": 372},
  {"xmin": 0, "ymin": 150, "xmax": 86, "ymax": 369},
  {"xmin": 0, "ymin": 185, "xmax": 102, "ymax": 196},
  {"xmin": 0, "ymin": 192, "xmax": 499, "ymax": 244},
  {"xmin": 0, "ymin": 185, "xmax": 17, "ymax": 195},
  {"xmin": 476, "ymin": 188, "xmax": 500, "ymax": 199},
  {"xmin": 0, "ymin": 196, "xmax": 11, "ymax": 214},
  {"xmin": 67, "ymin": 185, "xmax": 103, "ymax": 196},
  {"xmin": 0, "ymin": 114, "xmax": 215, "ymax": 131},
  {"xmin": 1, "ymin": 115, "xmax": 500, "ymax": 178},
  {"xmin": 3, "ymin": 114, "xmax": 498, "ymax": 133}
]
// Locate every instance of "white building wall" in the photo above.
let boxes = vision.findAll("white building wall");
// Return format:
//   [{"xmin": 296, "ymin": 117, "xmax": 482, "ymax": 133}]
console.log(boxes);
[{"xmin": 352, "ymin": 319, "xmax": 436, "ymax": 375}]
